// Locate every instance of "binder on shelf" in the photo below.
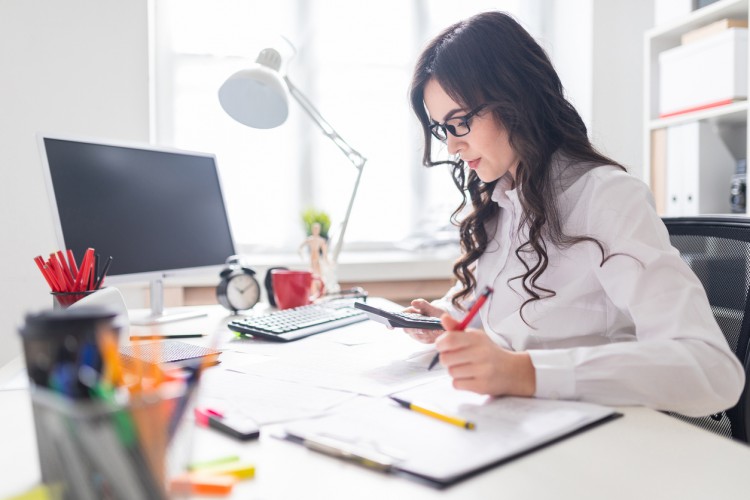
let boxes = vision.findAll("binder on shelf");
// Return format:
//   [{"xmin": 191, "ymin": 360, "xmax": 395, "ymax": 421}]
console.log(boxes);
[
  {"xmin": 665, "ymin": 121, "xmax": 736, "ymax": 216},
  {"xmin": 650, "ymin": 128, "xmax": 668, "ymax": 215}
]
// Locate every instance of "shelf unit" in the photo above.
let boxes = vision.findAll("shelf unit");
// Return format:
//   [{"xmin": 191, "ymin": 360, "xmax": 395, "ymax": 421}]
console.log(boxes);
[{"xmin": 643, "ymin": 0, "xmax": 749, "ymax": 215}]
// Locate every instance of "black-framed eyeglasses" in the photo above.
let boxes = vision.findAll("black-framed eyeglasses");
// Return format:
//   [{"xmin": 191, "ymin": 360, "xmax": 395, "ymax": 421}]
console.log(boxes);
[{"xmin": 429, "ymin": 105, "xmax": 486, "ymax": 142}]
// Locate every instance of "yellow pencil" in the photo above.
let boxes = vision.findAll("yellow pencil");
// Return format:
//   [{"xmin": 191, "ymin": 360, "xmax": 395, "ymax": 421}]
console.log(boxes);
[{"xmin": 389, "ymin": 396, "xmax": 476, "ymax": 430}]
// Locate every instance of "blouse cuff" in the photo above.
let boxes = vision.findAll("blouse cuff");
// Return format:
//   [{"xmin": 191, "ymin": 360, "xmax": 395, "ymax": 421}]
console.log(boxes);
[{"xmin": 528, "ymin": 349, "xmax": 577, "ymax": 400}]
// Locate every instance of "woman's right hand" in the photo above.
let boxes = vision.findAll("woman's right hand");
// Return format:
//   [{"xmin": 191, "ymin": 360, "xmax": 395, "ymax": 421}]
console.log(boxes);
[{"xmin": 401, "ymin": 298, "xmax": 446, "ymax": 343}]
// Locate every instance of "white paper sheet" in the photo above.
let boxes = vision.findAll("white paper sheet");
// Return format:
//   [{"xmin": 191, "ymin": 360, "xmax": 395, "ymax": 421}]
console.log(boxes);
[
  {"xmin": 197, "ymin": 367, "xmax": 356, "ymax": 424},
  {"xmin": 230, "ymin": 337, "xmax": 445, "ymax": 397}
]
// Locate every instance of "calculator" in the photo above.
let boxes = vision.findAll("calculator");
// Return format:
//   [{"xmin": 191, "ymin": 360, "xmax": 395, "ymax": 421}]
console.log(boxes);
[{"xmin": 353, "ymin": 302, "xmax": 444, "ymax": 330}]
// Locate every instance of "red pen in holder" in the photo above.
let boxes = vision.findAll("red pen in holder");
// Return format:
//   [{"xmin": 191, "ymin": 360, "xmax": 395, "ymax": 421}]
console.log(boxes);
[
  {"xmin": 51, "ymin": 289, "xmax": 98, "ymax": 308},
  {"xmin": 35, "ymin": 248, "xmax": 114, "ymax": 308}
]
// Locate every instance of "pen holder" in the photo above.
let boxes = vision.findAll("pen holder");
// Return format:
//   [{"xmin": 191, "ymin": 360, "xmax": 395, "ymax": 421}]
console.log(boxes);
[
  {"xmin": 52, "ymin": 290, "xmax": 97, "ymax": 309},
  {"xmin": 20, "ymin": 307, "xmax": 197, "ymax": 499},
  {"xmin": 30, "ymin": 386, "xmax": 195, "ymax": 500},
  {"xmin": 19, "ymin": 307, "xmax": 120, "ymax": 396}
]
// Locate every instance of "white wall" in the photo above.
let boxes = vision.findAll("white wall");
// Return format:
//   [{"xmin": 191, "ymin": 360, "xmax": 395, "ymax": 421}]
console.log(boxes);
[
  {"xmin": 540, "ymin": 0, "xmax": 654, "ymax": 179},
  {"xmin": 541, "ymin": 0, "xmax": 594, "ymax": 140},
  {"xmin": 0, "ymin": 0, "xmax": 150, "ymax": 368},
  {"xmin": 591, "ymin": 0, "xmax": 654, "ymax": 178}
]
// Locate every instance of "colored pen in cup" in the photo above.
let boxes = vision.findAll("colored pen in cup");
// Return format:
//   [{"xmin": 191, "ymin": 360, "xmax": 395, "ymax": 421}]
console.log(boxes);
[
  {"xmin": 427, "ymin": 285, "xmax": 494, "ymax": 371},
  {"xmin": 389, "ymin": 396, "xmax": 476, "ymax": 430}
]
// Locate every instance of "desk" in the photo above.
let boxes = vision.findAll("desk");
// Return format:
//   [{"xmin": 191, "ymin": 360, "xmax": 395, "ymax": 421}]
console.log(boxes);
[{"xmin": 2, "ymin": 305, "xmax": 750, "ymax": 499}]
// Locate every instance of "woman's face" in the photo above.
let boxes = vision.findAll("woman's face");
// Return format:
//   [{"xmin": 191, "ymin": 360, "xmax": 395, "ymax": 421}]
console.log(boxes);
[{"xmin": 423, "ymin": 78, "xmax": 519, "ymax": 183}]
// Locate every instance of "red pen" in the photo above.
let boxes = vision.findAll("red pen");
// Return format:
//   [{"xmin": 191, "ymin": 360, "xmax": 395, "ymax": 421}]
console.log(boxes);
[
  {"xmin": 34, "ymin": 256, "xmax": 58, "ymax": 291},
  {"xmin": 66, "ymin": 249, "xmax": 79, "ymax": 277},
  {"xmin": 50, "ymin": 253, "xmax": 75, "ymax": 292},
  {"xmin": 74, "ymin": 248, "xmax": 95, "ymax": 291},
  {"xmin": 47, "ymin": 254, "xmax": 70, "ymax": 292},
  {"xmin": 428, "ymin": 286, "xmax": 494, "ymax": 370},
  {"xmin": 56, "ymin": 250, "xmax": 75, "ymax": 287}
]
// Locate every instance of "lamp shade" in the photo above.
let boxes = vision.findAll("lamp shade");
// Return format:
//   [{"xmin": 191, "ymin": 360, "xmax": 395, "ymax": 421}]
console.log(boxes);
[
  {"xmin": 218, "ymin": 46, "xmax": 366, "ymax": 272},
  {"xmin": 219, "ymin": 61, "xmax": 289, "ymax": 129}
]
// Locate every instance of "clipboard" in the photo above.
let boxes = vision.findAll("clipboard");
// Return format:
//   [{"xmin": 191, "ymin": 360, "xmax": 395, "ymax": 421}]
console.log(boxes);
[{"xmin": 280, "ymin": 383, "xmax": 621, "ymax": 488}]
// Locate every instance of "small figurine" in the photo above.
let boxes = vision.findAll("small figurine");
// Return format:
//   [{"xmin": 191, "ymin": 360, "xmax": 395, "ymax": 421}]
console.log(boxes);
[{"xmin": 299, "ymin": 222, "xmax": 329, "ymax": 294}]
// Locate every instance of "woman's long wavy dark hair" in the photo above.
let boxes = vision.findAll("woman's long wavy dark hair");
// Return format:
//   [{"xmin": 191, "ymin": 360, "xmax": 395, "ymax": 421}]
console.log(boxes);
[{"xmin": 410, "ymin": 11, "xmax": 625, "ymax": 320}]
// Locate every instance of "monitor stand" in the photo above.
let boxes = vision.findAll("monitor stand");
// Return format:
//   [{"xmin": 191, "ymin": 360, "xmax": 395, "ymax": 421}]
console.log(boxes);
[{"xmin": 128, "ymin": 278, "xmax": 208, "ymax": 326}]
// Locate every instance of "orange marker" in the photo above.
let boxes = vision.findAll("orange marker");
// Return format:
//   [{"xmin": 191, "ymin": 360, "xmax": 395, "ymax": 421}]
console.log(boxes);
[{"xmin": 169, "ymin": 473, "xmax": 236, "ymax": 496}]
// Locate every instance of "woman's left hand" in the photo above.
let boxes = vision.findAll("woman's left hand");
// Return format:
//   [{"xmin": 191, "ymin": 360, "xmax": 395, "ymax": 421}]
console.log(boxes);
[
  {"xmin": 399, "ymin": 298, "xmax": 446, "ymax": 344},
  {"xmin": 435, "ymin": 313, "xmax": 536, "ymax": 397}
]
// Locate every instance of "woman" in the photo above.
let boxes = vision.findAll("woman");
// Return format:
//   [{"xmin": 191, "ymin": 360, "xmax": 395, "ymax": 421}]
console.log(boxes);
[{"xmin": 405, "ymin": 11, "xmax": 744, "ymax": 417}]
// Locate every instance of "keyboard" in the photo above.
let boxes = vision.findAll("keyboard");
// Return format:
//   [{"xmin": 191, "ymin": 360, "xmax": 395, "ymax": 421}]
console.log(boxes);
[{"xmin": 227, "ymin": 303, "xmax": 368, "ymax": 342}]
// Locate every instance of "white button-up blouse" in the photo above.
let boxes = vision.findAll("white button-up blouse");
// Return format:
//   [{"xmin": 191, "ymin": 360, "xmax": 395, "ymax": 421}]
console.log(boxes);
[{"xmin": 432, "ymin": 159, "xmax": 744, "ymax": 417}]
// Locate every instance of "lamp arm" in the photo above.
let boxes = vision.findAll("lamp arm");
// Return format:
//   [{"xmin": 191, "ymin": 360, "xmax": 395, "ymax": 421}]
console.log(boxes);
[
  {"xmin": 284, "ymin": 76, "xmax": 367, "ymax": 264},
  {"xmin": 284, "ymin": 76, "xmax": 367, "ymax": 171},
  {"xmin": 330, "ymin": 161, "xmax": 365, "ymax": 264}
]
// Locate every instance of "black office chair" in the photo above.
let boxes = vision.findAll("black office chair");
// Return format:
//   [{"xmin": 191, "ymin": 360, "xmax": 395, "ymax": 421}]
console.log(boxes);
[{"xmin": 662, "ymin": 216, "xmax": 750, "ymax": 442}]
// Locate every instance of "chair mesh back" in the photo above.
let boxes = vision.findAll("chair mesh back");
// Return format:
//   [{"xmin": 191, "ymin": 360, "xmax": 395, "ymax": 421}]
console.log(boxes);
[{"xmin": 664, "ymin": 219, "xmax": 750, "ymax": 442}]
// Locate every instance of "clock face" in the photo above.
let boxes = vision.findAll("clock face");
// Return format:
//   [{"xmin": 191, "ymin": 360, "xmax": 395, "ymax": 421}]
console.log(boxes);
[{"xmin": 225, "ymin": 273, "xmax": 260, "ymax": 310}]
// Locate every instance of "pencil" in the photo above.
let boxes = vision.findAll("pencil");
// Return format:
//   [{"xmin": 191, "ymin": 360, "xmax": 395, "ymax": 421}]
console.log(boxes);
[
  {"xmin": 389, "ymin": 396, "xmax": 476, "ymax": 430},
  {"xmin": 427, "ymin": 286, "xmax": 494, "ymax": 371}
]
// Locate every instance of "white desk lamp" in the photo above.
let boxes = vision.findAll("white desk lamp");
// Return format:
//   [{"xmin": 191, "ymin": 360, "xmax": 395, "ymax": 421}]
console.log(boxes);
[{"xmin": 218, "ymin": 47, "xmax": 366, "ymax": 290}]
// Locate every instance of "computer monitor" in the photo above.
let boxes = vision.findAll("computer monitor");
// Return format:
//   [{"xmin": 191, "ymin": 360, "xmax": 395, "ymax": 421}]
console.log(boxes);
[{"xmin": 39, "ymin": 135, "xmax": 237, "ymax": 325}]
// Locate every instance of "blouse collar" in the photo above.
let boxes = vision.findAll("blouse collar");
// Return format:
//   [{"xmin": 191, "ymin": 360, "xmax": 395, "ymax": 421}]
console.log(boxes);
[{"xmin": 490, "ymin": 172, "xmax": 518, "ymax": 208}]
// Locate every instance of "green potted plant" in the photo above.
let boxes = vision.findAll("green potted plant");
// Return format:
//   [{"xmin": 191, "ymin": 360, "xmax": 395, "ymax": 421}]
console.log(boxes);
[{"xmin": 301, "ymin": 208, "xmax": 331, "ymax": 239}]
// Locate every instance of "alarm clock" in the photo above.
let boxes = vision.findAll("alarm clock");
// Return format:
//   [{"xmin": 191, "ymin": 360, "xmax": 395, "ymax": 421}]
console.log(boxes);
[{"xmin": 216, "ymin": 257, "xmax": 260, "ymax": 312}]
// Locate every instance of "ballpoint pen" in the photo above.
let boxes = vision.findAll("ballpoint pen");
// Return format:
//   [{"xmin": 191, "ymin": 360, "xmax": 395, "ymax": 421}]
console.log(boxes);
[
  {"xmin": 427, "ymin": 285, "xmax": 494, "ymax": 370},
  {"xmin": 389, "ymin": 395, "xmax": 476, "ymax": 430}
]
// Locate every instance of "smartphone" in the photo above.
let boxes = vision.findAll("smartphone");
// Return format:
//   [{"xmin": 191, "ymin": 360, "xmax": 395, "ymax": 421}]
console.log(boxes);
[{"xmin": 354, "ymin": 302, "xmax": 444, "ymax": 330}]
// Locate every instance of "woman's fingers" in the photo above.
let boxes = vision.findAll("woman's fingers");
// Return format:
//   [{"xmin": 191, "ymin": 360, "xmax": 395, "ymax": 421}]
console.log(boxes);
[
  {"xmin": 440, "ymin": 312, "xmax": 460, "ymax": 331},
  {"xmin": 410, "ymin": 298, "xmax": 444, "ymax": 318},
  {"xmin": 399, "ymin": 300, "xmax": 446, "ymax": 344}
]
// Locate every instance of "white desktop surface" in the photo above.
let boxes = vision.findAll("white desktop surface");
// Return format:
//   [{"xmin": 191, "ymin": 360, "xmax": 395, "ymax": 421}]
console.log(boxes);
[{"xmin": 2, "ymin": 305, "xmax": 750, "ymax": 499}]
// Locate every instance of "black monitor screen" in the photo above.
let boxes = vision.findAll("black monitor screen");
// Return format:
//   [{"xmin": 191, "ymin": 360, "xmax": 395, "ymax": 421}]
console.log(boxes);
[{"xmin": 42, "ymin": 137, "xmax": 236, "ymax": 280}]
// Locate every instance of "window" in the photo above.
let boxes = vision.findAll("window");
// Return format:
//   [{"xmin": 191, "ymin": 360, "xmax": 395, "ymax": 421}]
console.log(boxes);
[{"xmin": 153, "ymin": 0, "xmax": 535, "ymax": 254}]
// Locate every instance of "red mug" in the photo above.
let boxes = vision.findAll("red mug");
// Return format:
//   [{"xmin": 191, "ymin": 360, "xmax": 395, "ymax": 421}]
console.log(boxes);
[{"xmin": 271, "ymin": 270, "xmax": 325, "ymax": 310}]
